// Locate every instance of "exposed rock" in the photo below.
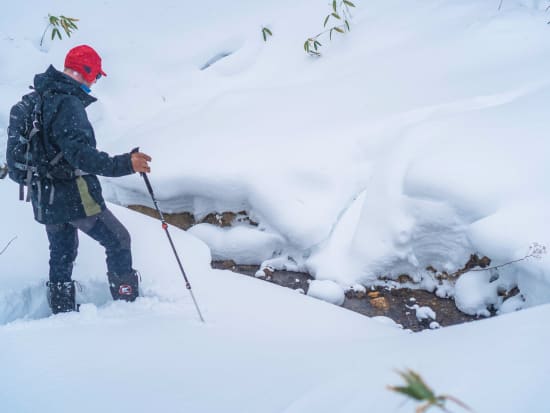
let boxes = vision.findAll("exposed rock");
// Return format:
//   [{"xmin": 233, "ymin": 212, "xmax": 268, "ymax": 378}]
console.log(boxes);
[
  {"xmin": 397, "ymin": 274, "xmax": 414, "ymax": 284},
  {"xmin": 346, "ymin": 284, "xmax": 367, "ymax": 299},
  {"xmin": 235, "ymin": 211, "xmax": 259, "ymax": 227},
  {"xmin": 370, "ymin": 297, "xmax": 389, "ymax": 311},
  {"xmin": 215, "ymin": 260, "xmax": 237, "ymax": 270},
  {"xmin": 128, "ymin": 205, "xmax": 258, "ymax": 230},
  {"xmin": 431, "ymin": 254, "xmax": 493, "ymax": 281},
  {"xmin": 127, "ymin": 205, "xmax": 195, "ymax": 229},
  {"xmin": 354, "ymin": 290, "xmax": 366, "ymax": 299},
  {"xmin": 464, "ymin": 254, "xmax": 491, "ymax": 270},
  {"xmin": 201, "ymin": 212, "xmax": 236, "ymax": 227},
  {"xmin": 255, "ymin": 266, "xmax": 274, "ymax": 280},
  {"xmin": 425, "ymin": 265, "xmax": 437, "ymax": 274},
  {"xmin": 498, "ymin": 286, "xmax": 520, "ymax": 298}
]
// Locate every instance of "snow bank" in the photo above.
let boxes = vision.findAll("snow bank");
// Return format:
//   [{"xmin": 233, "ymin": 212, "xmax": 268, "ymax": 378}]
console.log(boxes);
[
  {"xmin": 188, "ymin": 223, "xmax": 285, "ymax": 265},
  {"xmin": 1, "ymin": 0, "xmax": 550, "ymax": 319},
  {"xmin": 1, "ymin": 1, "xmax": 550, "ymax": 411}
]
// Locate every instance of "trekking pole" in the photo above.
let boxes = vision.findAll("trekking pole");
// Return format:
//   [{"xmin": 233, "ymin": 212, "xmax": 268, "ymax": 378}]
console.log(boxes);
[{"xmin": 133, "ymin": 150, "xmax": 205, "ymax": 323}]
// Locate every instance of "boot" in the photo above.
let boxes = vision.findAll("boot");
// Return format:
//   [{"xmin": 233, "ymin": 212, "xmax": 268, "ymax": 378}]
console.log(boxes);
[
  {"xmin": 107, "ymin": 270, "xmax": 139, "ymax": 302},
  {"xmin": 47, "ymin": 281, "xmax": 77, "ymax": 314}
]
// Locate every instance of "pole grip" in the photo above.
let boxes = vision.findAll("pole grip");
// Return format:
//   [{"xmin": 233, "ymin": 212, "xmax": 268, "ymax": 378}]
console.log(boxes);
[{"xmin": 131, "ymin": 146, "xmax": 155, "ymax": 197}]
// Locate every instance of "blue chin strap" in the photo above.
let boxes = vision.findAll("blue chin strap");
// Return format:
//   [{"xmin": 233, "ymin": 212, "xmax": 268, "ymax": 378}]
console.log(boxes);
[{"xmin": 80, "ymin": 83, "xmax": 91, "ymax": 94}]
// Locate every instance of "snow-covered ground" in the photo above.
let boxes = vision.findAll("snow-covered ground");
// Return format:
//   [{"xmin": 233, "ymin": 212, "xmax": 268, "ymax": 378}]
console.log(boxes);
[
  {"xmin": 1, "ymin": 181, "xmax": 549, "ymax": 412},
  {"xmin": 4, "ymin": 0, "xmax": 549, "ymax": 316},
  {"xmin": 1, "ymin": 0, "xmax": 550, "ymax": 411}
]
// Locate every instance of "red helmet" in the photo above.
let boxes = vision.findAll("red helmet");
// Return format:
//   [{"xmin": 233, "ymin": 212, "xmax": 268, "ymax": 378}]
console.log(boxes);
[{"xmin": 64, "ymin": 45, "xmax": 107, "ymax": 83}]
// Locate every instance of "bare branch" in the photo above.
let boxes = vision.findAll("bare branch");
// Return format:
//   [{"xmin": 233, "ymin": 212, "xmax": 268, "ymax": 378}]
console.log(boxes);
[
  {"xmin": 447, "ymin": 243, "xmax": 546, "ymax": 279},
  {"xmin": 0, "ymin": 236, "xmax": 17, "ymax": 256}
]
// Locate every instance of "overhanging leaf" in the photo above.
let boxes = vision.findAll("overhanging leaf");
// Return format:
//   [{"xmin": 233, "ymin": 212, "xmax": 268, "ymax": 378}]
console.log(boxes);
[{"xmin": 388, "ymin": 385, "xmax": 426, "ymax": 401}]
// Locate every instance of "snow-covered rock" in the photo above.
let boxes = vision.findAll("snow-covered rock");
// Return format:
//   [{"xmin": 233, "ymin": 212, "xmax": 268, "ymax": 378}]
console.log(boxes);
[{"xmin": 307, "ymin": 280, "xmax": 346, "ymax": 306}]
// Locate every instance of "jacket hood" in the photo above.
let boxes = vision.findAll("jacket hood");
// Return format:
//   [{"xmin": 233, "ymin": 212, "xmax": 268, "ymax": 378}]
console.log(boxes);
[{"xmin": 33, "ymin": 65, "xmax": 97, "ymax": 107}]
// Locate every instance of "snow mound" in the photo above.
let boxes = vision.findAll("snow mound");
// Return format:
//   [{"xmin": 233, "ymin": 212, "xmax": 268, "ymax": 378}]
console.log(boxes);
[
  {"xmin": 307, "ymin": 280, "xmax": 345, "ymax": 306},
  {"xmin": 455, "ymin": 272, "xmax": 499, "ymax": 316}
]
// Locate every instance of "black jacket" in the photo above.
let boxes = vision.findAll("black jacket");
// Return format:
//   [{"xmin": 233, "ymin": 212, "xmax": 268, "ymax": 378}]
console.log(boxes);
[{"xmin": 29, "ymin": 65, "xmax": 134, "ymax": 224}]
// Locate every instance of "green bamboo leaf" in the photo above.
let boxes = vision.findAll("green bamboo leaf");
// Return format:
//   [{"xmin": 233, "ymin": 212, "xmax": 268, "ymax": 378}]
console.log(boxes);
[
  {"xmin": 389, "ymin": 386, "xmax": 425, "ymax": 401},
  {"xmin": 314, "ymin": 40, "xmax": 322, "ymax": 47},
  {"xmin": 389, "ymin": 369, "xmax": 470, "ymax": 413},
  {"xmin": 324, "ymin": 14, "xmax": 331, "ymax": 27},
  {"xmin": 51, "ymin": 28, "xmax": 61, "ymax": 40},
  {"xmin": 395, "ymin": 370, "xmax": 436, "ymax": 401},
  {"xmin": 409, "ymin": 382, "xmax": 435, "ymax": 401},
  {"xmin": 332, "ymin": 12, "xmax": 341, "ymax": 19},
  {"xmin": 304, "ymin": 40, "xmax": 310, "ymax": 52},
  {"xmin": 262, "ymin": 31, "xmax": 267, "ymax": 41},
  {"xmin": 343, "ymin": 0, "xmax": 356, "ymax": 7},
  {"xmin": 332, "ymin": 0, "xmax": 337, "ymax": 12},
  {"xmin": 60, "ymin": 19, "xmax": 68, "ymax": 33},
  {"xmin": 345, "ymin": 20, "xmax": 350, "ymax": 31},
  {"xmin": 264, "ymin": 27, "xmax": 272, "ymax": 36},
  {"xmin": 329, "ymin": 28, "xmax": 333, "ymax": 40},
  {"xmin": 334, "ymin": 27, "xmax": 345, "ymax": 33}
]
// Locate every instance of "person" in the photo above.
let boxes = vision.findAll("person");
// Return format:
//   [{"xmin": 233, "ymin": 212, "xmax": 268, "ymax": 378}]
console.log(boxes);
[{"xmin": 14, "ymin": 45, "xmax": 151, "ymax": 314}]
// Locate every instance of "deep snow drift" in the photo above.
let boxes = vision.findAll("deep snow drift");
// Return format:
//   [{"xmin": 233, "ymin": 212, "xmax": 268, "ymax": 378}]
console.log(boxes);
[
  {"xmin": 1, "ymin": 0, "xmax": 550, "ymax": 411},
  {"xmin": 2, "ymin": 0, "xmax": 550, "ymax": 316},
  {"xmin": 0, "ymin": 180, "xmax": 549, "ymax": 412},
  {"xmin": 6, "ymin": 0, "xmax": 550, "ymax": 317}
]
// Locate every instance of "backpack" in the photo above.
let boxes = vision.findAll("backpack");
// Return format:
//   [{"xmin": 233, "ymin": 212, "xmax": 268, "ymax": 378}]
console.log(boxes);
[{"xmin": 6, "ymin": 88, "xmax": 80, "ymax": 201}]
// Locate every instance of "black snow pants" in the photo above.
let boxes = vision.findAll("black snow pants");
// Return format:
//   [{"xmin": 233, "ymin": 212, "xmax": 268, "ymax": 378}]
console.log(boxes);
[{"xmin": 45, "ymin": 208, "xmax": 132, "ymax": 283}]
